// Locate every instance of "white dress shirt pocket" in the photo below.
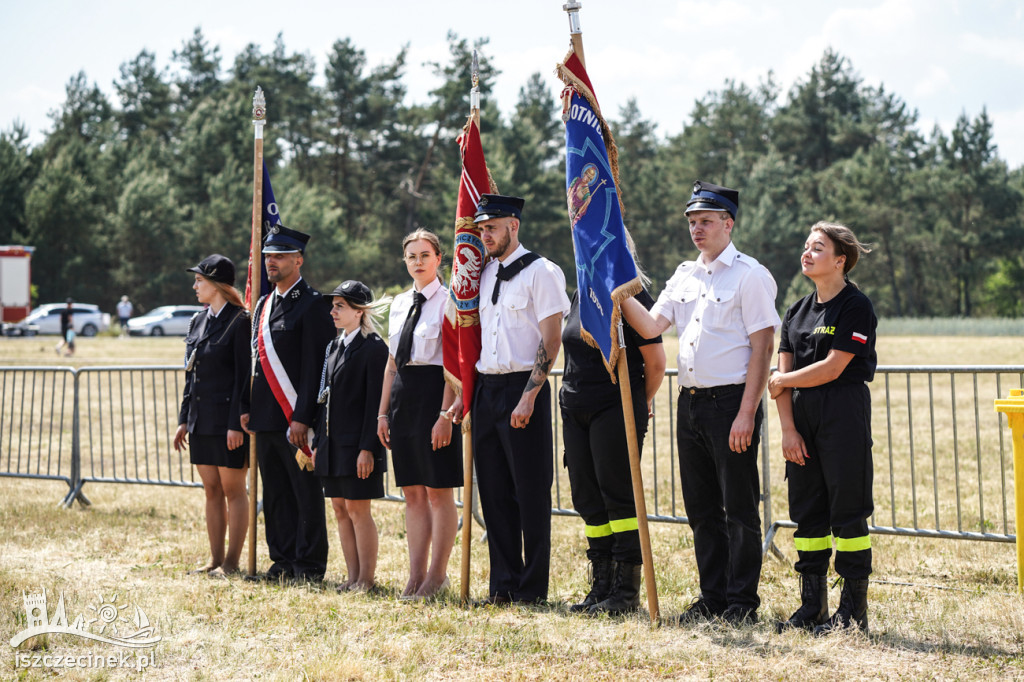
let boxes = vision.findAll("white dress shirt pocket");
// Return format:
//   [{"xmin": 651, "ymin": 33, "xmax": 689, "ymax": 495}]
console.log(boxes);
[
  {"xmin": 705, "ymin": 287, "xmax": 737, "ymax": 329},
  {"xmin": 500, "ymin": 293, "xmax": 529, "ymax": 329},
  {"xmin": 672, "ymin": 281, "xmax": 701, "ymax": 322},
  {"xmin": 415, "ymin": 319, "xmax": 441, "ymax": 341}
]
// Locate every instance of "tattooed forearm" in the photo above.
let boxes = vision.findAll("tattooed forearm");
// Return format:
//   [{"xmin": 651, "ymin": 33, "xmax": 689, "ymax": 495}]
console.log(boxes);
[{"xmin": 523, "ymin": 340, "xmax": 553, "ymax": 394}]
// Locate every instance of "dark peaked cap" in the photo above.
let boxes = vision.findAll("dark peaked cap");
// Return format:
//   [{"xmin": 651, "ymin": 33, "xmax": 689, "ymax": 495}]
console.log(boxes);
[
  {"xmin": 685, "ymin": 181, "xmax": 739, "ymax": 218},
  {"xmin": 262, "ymin": 225, "xmax": 311, "ymax": 253},
  {"xmin": 473, "ymin": 194, "xmax": 525, "ymax": 222}
]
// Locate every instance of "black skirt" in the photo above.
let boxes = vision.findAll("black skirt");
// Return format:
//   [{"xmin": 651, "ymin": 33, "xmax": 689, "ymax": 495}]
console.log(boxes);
[
  {"xmin": 388, "ymin": 365, "xmax": 463, "ymax": 489},
  {"xmin": 321, "ymin": 470, "xmax": 384, "ymax": 500},
  {"xmin": 189, "ymin": 433, "xmax": 248, "ymax": 469}
]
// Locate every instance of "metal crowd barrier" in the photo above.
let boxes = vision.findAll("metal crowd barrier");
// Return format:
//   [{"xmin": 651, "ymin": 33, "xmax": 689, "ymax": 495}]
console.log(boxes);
[
  {"xmin": 0, "ymin": 367, "xmax": 77, "ymax": 505},
  {"xmin": 0, "ymin": 365, "xmax": 1020, "ymax": 553}
]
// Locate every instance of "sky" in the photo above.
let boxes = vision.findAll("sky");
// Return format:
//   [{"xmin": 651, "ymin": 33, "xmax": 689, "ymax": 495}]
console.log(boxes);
[{"xmin": 3, "ymin": 0, "xmax": 1024, "ymax": 167}]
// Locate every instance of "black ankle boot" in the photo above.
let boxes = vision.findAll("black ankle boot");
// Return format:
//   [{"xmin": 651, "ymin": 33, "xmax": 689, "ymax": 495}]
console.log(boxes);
[
  {"xmin": 589, "ymin": 562, "xmax": 641, "ymax": 615},
  {"xmin": 570, "ymin": 557, "xmax": 615, "ymax": 613},
  {"xmin": 814, "ymin": 578, "xmax": 869, "ymax": 635},
  {"xmin": 776, "ymin": 573, "xmax": 827, "ymax": 633}
]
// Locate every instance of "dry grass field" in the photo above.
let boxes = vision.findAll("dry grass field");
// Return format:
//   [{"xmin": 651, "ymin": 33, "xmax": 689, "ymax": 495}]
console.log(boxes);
[{"xmin": 1, "ymin": 333, "xmax": 1023, "ymax": 680}]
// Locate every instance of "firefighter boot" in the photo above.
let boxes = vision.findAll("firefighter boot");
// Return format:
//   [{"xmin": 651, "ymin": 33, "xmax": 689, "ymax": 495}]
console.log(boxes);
[
  {"xmin": 589, "ymin": 562, "xmax": 641, "ymax": 615},
  {"xmin": 776, "ymin": 573, "xmax": 827, "ymax": 633},
  {"xmin": 814, "ymin": 578, "xmax": 869, "ymax": 635},
  {"xmin": 570, "ymin": 556, "xmax": 615, "ymax": 613}
]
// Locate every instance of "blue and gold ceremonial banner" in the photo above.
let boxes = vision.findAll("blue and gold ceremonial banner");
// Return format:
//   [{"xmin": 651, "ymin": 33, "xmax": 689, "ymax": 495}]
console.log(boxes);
[
  {"xmin": 245, "ymin": 161, "xmax": 281, "ymax": 306},
  {"xmin": 557, "ymin": 51, "xmax": 641, "ymax": 378}
]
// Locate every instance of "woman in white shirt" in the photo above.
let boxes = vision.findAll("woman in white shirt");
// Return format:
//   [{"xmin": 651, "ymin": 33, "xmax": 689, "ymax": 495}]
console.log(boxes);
[{"xmin": 377, "ymin": 229, "xmax": 462, "ymax": 599}]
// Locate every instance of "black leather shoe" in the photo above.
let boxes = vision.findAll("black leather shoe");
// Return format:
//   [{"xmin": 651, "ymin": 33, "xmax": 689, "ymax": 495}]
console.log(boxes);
[
  {"xmin": 570, "ymin": 557, "xmax": 615, "ymax": 613},
  {"xmin": 722, "ymin": 604, "xmax": 759, "ymax": 625},
  {"xmin": 678, "ymin": 596, "xmax": 726, "ymax": 625},
  {"xmin": 473, "ymin": 594, "xmax": 512, "ymax": 607}
]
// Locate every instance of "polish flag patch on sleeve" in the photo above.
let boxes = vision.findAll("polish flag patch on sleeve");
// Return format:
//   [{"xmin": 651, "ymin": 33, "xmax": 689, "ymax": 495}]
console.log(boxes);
[{"xmin": 852, "ymin": 332, "xmax": 868, "ymax": 344}]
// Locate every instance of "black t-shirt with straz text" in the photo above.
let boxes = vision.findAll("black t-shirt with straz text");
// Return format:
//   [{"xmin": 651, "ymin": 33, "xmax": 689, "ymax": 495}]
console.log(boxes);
[
  {"xmin": 560, "ymin": 288, "xmax": 662, "ymax": 410},
  {"xmin": 779, "ymin": 283, "xmax": 877, "ymax": 384}
]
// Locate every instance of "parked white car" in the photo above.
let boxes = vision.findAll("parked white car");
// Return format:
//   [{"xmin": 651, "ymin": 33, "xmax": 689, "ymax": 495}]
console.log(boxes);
[
  {"xmin": 126, "ymin": 305, "xmax": 205, "ymax": 336},
  {"xmin": 2, "ymin": 303, "xmax": 110, "ymax": 337}
]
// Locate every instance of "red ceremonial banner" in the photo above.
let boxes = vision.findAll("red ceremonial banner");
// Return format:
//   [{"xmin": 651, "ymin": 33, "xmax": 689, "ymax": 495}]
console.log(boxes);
[{"xmin": 442, "ymin": 116, "xmax": 495, "ymax": 419}]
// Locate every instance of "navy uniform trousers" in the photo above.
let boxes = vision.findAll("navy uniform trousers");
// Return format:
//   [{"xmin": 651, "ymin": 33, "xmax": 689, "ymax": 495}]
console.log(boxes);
[
  {"xmin": 787, "ymin": 383, "xmax": 873, "ymax": 580},
  {"xmin": 472, "ymin": 371, "xmax": 553, "ymax": 603},
  {"xmin": 256, "ymin": 431, "xmax": 329, "ymax": 579},
  {"xmin": 561, "ymin": 391, "xmax": 647, "ymax": 564},
  {"xmin": 677, "ymin": 384, "xmax": 763, "ymax": 612}
]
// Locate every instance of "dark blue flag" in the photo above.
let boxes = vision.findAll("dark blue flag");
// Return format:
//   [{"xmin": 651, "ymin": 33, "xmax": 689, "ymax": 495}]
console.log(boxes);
[
  {"xmin": 246, "ymin": 161, "xmax": 281, "ymax": 305},
  {"xmin": 558, "ymin": 51, "xmax": 641, "ymax": 377}
]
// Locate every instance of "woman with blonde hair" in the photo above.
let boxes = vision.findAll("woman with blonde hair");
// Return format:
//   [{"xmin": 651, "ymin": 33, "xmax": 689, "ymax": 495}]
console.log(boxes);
[
  {"xmin": 377, "ymin": 229, "xmax": 462, "ymax": 599},
  {"xmin": 174, "ymin": 254, "xmax": 251, "ymax": 577},
  {"xmin": 312, "ymin": 280, "xmax": 390, "ymax": 592}
]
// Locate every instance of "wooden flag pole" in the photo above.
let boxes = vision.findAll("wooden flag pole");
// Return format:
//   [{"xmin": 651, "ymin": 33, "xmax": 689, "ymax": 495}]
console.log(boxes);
[
  {"xmin": 247, "ymin": 86, "xmax": 266, "ymax": 577},
  {"xmin": 615, "ymin": 324, "xmax": 660, "ymax": 623},
  {"xmin": 459, "ymin": 55, "xmax": 481, "ymax": 605},
  {"xmin": 564, "ymin": 0, "xmax": 659, "ymax": 624}
]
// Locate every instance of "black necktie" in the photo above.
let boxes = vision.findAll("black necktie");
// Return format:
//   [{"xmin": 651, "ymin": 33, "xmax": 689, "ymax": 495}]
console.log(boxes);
[
  {"xmin": 490, "ymin": 253, "xmax": 541, "ymax": 304},
  {"xmin": 337, "ymin": 338, "xmax": 351, "ymax": 369},
  {"xmin": 492, "ymin": 264, "xmax": 507, "ymax": 304},
  {"xmin": 395, "ymin": 291, "xmax": 426, "ymax": 370}
]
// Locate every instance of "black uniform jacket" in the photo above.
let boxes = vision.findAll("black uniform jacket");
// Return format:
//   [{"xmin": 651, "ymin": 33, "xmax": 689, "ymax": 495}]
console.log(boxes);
[
  {"xmin": 178, "ymin": 304, "xmax": 251, "ymax": 435},
  {"xmin": 311, "ymin": 332, "xmax": 389, "ymax": 477},
  {"xmin": 242, "ymin": 279, "xmax": 335, "ymax": 432}
]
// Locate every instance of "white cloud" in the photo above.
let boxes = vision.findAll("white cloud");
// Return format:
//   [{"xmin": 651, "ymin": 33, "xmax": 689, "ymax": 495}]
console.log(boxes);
[
  {"xmin": 821, "ymin": 0, "xmax": 922, "ymax": 39},
  {"xmin": 990, "ymin": 106, "xmax": 1024, "ymax": 166},
  {"xmin": 961, "ymin": 33, "xmax": 1024, "ymax": 68},
  {"xmin": 665, "ymin": 0, "xmax": 777, "ymax": 31},
  {"xmin": 912, "ymin": 65, "xmax": 953, "ymax": 98}
]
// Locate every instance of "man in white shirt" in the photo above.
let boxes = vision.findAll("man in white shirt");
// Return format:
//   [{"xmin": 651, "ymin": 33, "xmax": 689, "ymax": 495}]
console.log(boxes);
[
  {"xmin": 470, "ymin": 194, "xmax": 570, "ymax": 605},
  {"xmin": 116, "ymin": 296, "xmax": 133, "ymax": 337},
  {"xmin": 621, "ymin": 181, "xmax": 780, "ymax": 625}
]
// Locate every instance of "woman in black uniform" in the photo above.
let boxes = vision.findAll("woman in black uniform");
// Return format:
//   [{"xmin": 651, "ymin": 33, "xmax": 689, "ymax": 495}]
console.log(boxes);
[
  {"xmin": 560, "ymin": 288, "xmax": 665, "ymax": 615},
  {"xmin": 173, "ymin": 254, "xmax": 251, "ymax": 577},
  {"xmin": 311, "ymin": 280, "xmax": 390, "ymax": 592},
  {"xmin": 377, "ymin": 230, "xmax": 462, "ymax": 600},
  {"xmin": 768, "ymin": 221, "xmax": 876, "ymax": 634}
]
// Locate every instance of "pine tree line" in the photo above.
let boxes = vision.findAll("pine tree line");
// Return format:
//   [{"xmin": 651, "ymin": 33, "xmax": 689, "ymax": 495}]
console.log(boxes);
[{"xmin": 1, "ymin": 29, "xmax": 1021, "ymax": 317}]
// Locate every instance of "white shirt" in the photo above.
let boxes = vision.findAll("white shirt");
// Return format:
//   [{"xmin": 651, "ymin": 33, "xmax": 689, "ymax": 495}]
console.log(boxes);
[
  {"xmin": 476, "ymin": 244, "xmax": 570, "ymax": 374},
  {"xmin": 651, "ymin": 242, "xmax": 780, "ymax": 388},
  {"xmin": 274, "ymin": 277, "xmax": 302, "ymax": 298},
  {"xmin": 340, "ymin": 327, "xmax": 360, "ymax": 348},
  {"xmin": 387, "ymin": 278, "xmax": 445, "ymax": 366},
  {"xmin": 117, "ymin": 300, "xmax": 133, "ymax": 317}
]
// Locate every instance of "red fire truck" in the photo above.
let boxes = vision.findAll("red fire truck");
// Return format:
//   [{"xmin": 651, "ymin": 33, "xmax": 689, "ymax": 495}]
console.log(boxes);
[{"xmin": 0, "ymin": 245, "xmax": 34, "ymax": 323}]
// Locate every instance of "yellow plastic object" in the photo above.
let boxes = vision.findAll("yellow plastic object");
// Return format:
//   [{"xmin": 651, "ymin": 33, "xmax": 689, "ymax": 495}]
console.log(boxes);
[{"xmin": 994, "ymin": 388, "xmax": 1024, "ymax": 593}]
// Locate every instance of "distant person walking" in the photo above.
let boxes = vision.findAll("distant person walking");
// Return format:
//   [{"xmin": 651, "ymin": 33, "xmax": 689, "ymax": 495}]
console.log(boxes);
[
  {"xmin": 55, "ymin": 298, "xmax": 74, "ymax": 357},
  {"xmin": 117, "ymin": 295, "xmax": 134, "ymax": 337}
]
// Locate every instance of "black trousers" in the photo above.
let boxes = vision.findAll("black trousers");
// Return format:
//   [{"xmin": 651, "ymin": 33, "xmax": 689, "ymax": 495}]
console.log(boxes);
[
  {"xmin": 677, "ymin": 384, "xmax": 763, "ymax": 611},
  {"xmin": 256, "ymin": 431, "xmax": 329, "ymax": 579},
  {"xmin": 788, "ymin": 384, "xmax": 873, "ymax": 579},
  {"xmin": 472, "ymin": 372, "xmax": 553, "ymax": 602},
  {"xmin": 561, "ymin": 392, "xmax": 648, "ymax": 564}
]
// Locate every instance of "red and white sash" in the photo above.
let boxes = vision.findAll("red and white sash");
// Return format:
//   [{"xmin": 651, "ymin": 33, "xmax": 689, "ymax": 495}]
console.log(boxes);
[{"xmin": 257, "ymin": 294, "xmax": 312, "ymax": 455}]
